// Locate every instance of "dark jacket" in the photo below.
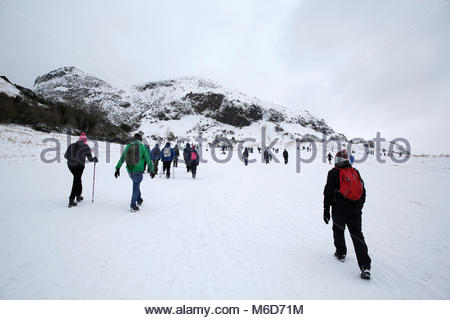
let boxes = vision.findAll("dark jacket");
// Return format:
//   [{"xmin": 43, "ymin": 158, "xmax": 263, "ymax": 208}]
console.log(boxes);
[
  {"xmin": 323, "ymin": 161, "xmax": 366, "ymax": 211},
  {"xmin": 183, "ymin": 144, "xmax": 191, "ymax": 163},
  {"xmin": 151, "ymin": 145, "xmax": 161, "ymax": 160},
  {"xmin": 64, "ymin": 141, "xmax": 94, "ymax": 167},
  {"xmin": 188, "ymin": 149, "xmax": 200, "ymax": 166},
  {"xmin": 283, "ymin": 150, "xmax": 288, "ymax": 159},
  {"xmin": 174, "ymin": 145, "xmax": 180, "ymax": 157},
  {"xmin": 243, "ymin": 149, "xmax": 249, "ymax": 159}
]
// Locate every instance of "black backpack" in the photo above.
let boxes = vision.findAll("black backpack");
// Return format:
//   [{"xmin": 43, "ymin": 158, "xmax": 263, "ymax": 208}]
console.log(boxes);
[{"xmin": 125, "ymin": 143, "xmax": 140, "ymax": 168}]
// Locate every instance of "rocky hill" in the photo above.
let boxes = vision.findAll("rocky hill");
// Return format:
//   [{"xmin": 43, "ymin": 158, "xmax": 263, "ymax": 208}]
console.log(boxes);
[{"xmin": 33, "ymin": 67, "xmax": 346, "ymax": 143}]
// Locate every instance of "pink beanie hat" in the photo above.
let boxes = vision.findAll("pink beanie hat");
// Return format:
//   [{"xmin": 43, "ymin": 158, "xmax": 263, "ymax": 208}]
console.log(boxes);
[{"xmin": 79, "ymin": 132, "xmax": 87, "ymax": 144}]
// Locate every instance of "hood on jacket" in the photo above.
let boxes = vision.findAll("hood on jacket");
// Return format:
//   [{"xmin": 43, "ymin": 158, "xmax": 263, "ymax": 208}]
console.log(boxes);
[
  {"xmin": 186, "ymin": 143, "xmax": 190, "ymax": 148},
  {"xmin": 165, "ymin": 142, "xmax": 170, "ymax": 148}
]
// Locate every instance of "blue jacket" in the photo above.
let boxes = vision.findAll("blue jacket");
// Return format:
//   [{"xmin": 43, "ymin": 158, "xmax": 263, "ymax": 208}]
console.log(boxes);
[
  {"xmin": 160, "ymin": 143, "xmax": 175, "ymax": 162},
  {"xmin": 151, "ymin": 144, "xmax": 161, "ymax": 160}
]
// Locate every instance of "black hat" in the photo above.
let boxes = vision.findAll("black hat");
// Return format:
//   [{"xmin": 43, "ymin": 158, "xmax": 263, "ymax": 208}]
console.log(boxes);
[{"xmin": 134, "ymin": 133, "xmax": 142, "ymax": 141}]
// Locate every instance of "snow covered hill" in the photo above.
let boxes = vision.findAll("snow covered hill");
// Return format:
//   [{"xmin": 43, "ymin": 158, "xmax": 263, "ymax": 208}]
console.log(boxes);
[
  {"xmin": 33, "ymin": 67, "xmax": 345, "ymax": 143},
  {"xmin": 0, "ymin": 124, "xmax": 449, "ymax": 299}
]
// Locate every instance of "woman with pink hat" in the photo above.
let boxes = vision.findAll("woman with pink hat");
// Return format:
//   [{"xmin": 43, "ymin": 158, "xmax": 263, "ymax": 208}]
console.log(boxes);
[{"xmin": 64, "ymin": 132, "xmax": 98, "ymax": 207}]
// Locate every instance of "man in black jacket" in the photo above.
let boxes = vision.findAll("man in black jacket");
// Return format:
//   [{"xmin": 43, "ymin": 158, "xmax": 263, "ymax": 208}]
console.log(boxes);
[
  {"xmin": 183, "ymin": 143, "xmax": 192, "ymax": 172},
  {"xmin": 64, "ymin": 133, "xmax": 97, "ymax": 207},
  {"xmin": 323, "ymin": 150, "xmax": 371, "ymax": 279},
  {"xmin": 283, "ymin": 149, "xmax": 288, "ymax": 164}
]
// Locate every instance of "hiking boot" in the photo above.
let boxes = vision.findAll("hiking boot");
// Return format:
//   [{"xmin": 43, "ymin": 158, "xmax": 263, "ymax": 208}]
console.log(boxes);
[
  {"xmin": 68, "ymin": 200, "xmax": 77, "ymax": 208},
  {"xmin": 130, "ymin": 205, "xmax": 140, "ymax": 212},
  {"xmin": 76, "ymin": 195, "xmax": 84, "ymax": 202},
  {"xmin": 137, "ymin": 199, "xmax": 143, "ymax": 206},
  {"xmin": 334, "ymin": 252, "xmax": 346, "ymax": 262},
  {"xmin": 360, "ymin": 268, "xmax": 371, "ymax": 280}
]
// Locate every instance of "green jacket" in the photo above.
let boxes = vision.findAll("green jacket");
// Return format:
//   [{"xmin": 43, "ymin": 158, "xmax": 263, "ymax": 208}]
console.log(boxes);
[{"xmin": 116, "ymin": 140, "xmax": 153, "ymax": 173}]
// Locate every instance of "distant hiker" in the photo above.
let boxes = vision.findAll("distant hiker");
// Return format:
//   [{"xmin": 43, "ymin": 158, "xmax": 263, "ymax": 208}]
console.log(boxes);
[
  {"xmin": 183, "ymin": 143, "xmax": 192, "ymax": 172},
  {"xmin": 327, "ymin": 152, "xmax": 333, "ymax": 164},
  {"xmin": 283, "ymin": 149, "xmax": 288, "ymax": 164},
  {"xmin": 258, "ymin": 146, "xmax": 261, "ymax": 154},
  {"xmin": 161, "ymin": 142, "xmax": 175, "ymax": 179},
  {"xmin": 323, "ymin": 150, "xmax": 371, "ymax": 280},
  {"xmin": 243, "ymin": 147, "xmax": 249, "ymax": 166},
  {"xmin": 115, "ymin": 133, "xmax": 154, "ymax": 212},
  {"xmin": 263, "ymin": 149, "xmax": 270, "ymax": 164},
  {"xmin": 151, "ymin": 144, "xmax": 161, "ymax": 174},
  {"xmin": 189, "ymin": 145, "xmax": 200, "ymax": 179},
  {"xmin": 173, "ymin": 144, "xmax": 180, "ymax": 167},
  {"xmin": 349, "ymin": 154, "xmax": 355, "ymax": 165},
  {"xmin": 64, "ymin": 132, "xmax": 98, "ymax": 207}
]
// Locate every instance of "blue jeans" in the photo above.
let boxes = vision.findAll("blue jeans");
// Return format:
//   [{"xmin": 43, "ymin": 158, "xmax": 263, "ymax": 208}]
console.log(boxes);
[{"xmin": 128, "ymin": 171, "xmax": 143, "ymax": 207}]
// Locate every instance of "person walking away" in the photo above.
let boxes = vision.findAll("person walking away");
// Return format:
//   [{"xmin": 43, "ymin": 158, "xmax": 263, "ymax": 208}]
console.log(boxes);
[
  {"xmin": 183, "ymin": 143, "xmax": 192, "ymax": 172},
  {"xmin": 323, "ymin": 150, "xmax": 371, "ymax": 280},
  {"xmin": 151, "ymin": 144, "xmax": 161, "ymax": 175},
  {"xmin": 64, "ymin": 133, "xmax": 98, "ymax": 207},
  {"xmin": 189, "ymin": 145, "xmax": 200, "ymax": 178},
  {"xmin": 115, "ymin": 133, "xmax": 154, "ymax": 212},
  {"xmin": 243, "ymin": 147, "xmax": 249, "ymax": 166},
  {"xmin": 327, "ymin": 152, "xmax": 333, "ymax": 164},
  {"xmin": 173, "ymin": 144, "xmax": 180, "ymax": 167},
  {"xmin": 161, "ymin": 142, "xmax": 175, "ymax": 179},
  {"xmin": 263, "ymin": 149, "xmax": 270, "ymax": 164},
  {"xmin": 283, "ymin": 149, "xmax": 288, "ymax": 164}
]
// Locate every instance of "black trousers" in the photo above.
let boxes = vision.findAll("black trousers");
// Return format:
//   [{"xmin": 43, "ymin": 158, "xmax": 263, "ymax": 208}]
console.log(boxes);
[
  {"xmin": 191, "ymin": 164, "xmax": 197, "ymax": 176},
  {"xmin": 163, "ymin": 161, "xmax": 171, "ymax": 176},
  {"xmin": 68, "ymin": 164, "xmax": 84, "ymax": 200},
  {"xmin": 332, "ymin": 204, "xmax": 371, "ymax": 270},
  {"xmin": 174, "ymin": 156, "xmax": 178, "ymax": 167},
  {"xmin": 284, "ymin": 158, "xmax": 288, "ymax": 164},
  {"xmin": 152, "ymin": 160, "xmax": 159, "ymax": 174}
]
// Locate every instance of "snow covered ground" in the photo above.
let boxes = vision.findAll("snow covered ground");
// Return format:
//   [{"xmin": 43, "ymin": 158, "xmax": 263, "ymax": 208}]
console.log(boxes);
[{"xmin": 0, "ymin": 124, "xmax": 449, "ymax": 299}]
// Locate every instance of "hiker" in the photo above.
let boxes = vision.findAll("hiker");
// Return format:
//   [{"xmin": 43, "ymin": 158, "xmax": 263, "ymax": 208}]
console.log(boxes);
[
  {"xmin": 243, "ymin": 147, "xmax": 249, "ymax": 166},
  {"xmin": 323, "ymin": 150, "xmax": 371, "ymax": 280},
  {"xmin": 327, "ymin": 152, "xmax": 333, "ymax": 164},
  {"xmin": 173, "ymin": 144, "xmax": 180, "ymax": 167},
  {"xmin": 115, "ymin": 133, "xmax": 154, "ymax": 212},
  {"xmin": 263, "ymin": 149, "xmax": 270, "ymax": 164},
  {"xmin": 183, "ymin": 143, "xmax": 192, "ymax": 172},
  {"xmin": 161, "ymin": 142, "xmax": 175, "ymax": 179},
  {"xmin": 189, "ymin": 145, "xmax": 200, "ymax": 178},
  {"xmin": 64, "ymin": 132, "xmax": 98, "ymax": 207},
  {"xmin": 151, "ymin": 144, "xmax": 161, "ymax": 175},
  {"xmin": 257, "ymin": 146, "xmax": 261, "ymax": 154},
  {"xmin": 283, "ymin": 149, "xmax": 288, "ymax": 164}
]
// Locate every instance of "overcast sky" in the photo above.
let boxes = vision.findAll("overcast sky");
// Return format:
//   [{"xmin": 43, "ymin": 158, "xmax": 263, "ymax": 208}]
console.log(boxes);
[{"xmin": 1, "ymin": 0, "xmax": 449, "ymax": 154}]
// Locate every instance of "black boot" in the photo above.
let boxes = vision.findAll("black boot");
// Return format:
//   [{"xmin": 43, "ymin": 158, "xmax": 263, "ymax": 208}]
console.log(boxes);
[
  {"xmin": 68, "ymin": 199, "xmax": 77, "ymax": 208},
  {"xmin": 334, "ymin": 252, "xmax": 346, "ymax": 262},
  {"xmin": 76, "ymin": 195, "xmax": 84, "ymax": 202},
  {"xmin": 360, "ymin": 268, "xmax": 371, "ymax": 280},
  {"xmin": 130, "ymin": 205, "xmax": 140, "ymax": 212}
]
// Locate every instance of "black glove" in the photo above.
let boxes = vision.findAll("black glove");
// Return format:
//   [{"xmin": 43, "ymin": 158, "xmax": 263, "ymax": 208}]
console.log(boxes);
[
  {"xmin": 150, "ymin": 171, "xmax": 155, "ymax": 179},
  {"xmin": 323, "ymin": 207, "xmax": 330, "ymax": 224},
  {"xmin": 93, "ymin": 156, "xmax": 98, "ymax": 163},
  {"xmin": 114, "ymin": 168, "xmax": 120, "ymax": 178}
]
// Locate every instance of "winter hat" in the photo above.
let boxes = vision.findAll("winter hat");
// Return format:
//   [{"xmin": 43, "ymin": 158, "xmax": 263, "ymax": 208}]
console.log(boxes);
[
  {"xmin": 335, "ymin": 150, "xmax": 349, "ymax": 164},
  {"xmin": 79, "ymin": 132, "xmax": 87, "ymax": 144},
  {"xmin": 134, "ymin": 133, "xmax": 142, "ymax": 141}
]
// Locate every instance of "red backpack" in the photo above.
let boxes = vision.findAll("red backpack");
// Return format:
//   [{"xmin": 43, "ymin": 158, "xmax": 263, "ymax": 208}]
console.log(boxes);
[
  {"xmin": 337, "ymin": 167, "xmax": 363, "ymax": 201},
  {"xmin": 191, "ymin": 151, "xmax": 197, "ymax": 160}
]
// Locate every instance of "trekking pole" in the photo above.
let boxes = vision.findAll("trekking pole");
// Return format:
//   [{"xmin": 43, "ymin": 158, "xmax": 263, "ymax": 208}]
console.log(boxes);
[
  {"xmin": 172, "ymin": 160, "xmax": 175, "ymax": 179},
  {"xmin": 91, "ymin": 162, "xmax": 96, "ymax": 203}
]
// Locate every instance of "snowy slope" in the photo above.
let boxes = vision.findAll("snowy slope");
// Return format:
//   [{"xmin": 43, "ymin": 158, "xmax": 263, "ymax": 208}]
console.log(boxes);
[
  {"xmin": 0, "ymin": 77, "xmax": 21, "ymax": 97},
  {"xmin": 0, "ymin": 124, "xmax": 449, "ymax": 299}
]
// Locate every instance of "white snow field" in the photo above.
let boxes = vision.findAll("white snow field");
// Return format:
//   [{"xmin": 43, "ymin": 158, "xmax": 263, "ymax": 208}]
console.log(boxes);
[{"xmin": 0, "ymin": 124, "xmax": 449, "ymax": 299}]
